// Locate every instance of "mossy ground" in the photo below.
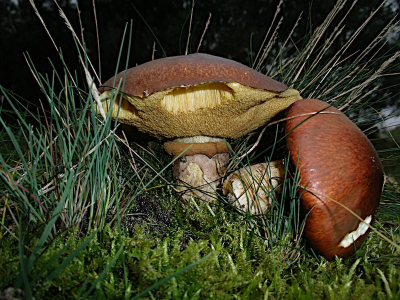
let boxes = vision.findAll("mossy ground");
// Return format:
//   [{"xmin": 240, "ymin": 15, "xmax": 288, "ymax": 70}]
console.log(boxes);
[{"xmin": 1, "ymin": 189, "xmax": 399, "ymax": 299}]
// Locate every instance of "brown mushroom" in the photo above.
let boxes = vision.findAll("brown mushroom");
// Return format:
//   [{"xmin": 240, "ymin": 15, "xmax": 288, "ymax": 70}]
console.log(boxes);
[
  {"xmin": 98, "ymin": 53, "xmax": 302, "ymax": 201},
  {"xmin": 285, "ymin": 99, "xmax": 384, "ymax": 260}
]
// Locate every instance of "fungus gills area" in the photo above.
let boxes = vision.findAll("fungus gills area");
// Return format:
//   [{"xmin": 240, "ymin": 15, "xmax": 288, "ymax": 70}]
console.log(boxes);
[
  {"xmin": 161, "ymin": 82, "xmax": 234, "ymax": 113},
  {"xmin": 99, "ymin": 83, "xmax": 301, "ymax": 139},
  {"xmin": 99, "ymin": 91, "xmax": 139, "ymax": 120}
]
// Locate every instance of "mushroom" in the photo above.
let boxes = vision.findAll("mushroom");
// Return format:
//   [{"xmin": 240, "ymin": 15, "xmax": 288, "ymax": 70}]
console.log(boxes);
[
  {"xmin": 222, "ymin": 161, "xmax": 285, "ymax": 215},
  {"xmin": 285, "ymin": 99, "xmax": 384, "ymax": 259},
  {"xmin": 97, "ymin": 53, "xmax": 302, "ymax": 201}
]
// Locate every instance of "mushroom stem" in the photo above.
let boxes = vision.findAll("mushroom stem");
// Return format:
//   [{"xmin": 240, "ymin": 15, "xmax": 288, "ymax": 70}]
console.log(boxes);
[{"xmin": 164, "ymin": 136, "xmax": 230, "ymax": 201}]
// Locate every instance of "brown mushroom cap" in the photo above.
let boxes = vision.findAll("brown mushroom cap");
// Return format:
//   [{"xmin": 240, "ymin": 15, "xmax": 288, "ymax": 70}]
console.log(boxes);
[
  {"xmin": 285, "ymin": 99, "xmax": 383, "ymax": 260},
  {"xmin": 98, "ymin": 53, "xmax": 302, "ymax": 139},
  {"xmin": 99, "ymin": 53, "xmax": 288, "ymax": 96}
]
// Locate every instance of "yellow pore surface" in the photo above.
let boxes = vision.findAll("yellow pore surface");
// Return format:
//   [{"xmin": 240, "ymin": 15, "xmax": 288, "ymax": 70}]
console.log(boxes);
[
  {"xmin": 98, "ymin": 82, "xmax": 302, "ymax": 139},
  {"xmin": 161, "ymin": 83, "xmax": 234, "ymax": 113}
]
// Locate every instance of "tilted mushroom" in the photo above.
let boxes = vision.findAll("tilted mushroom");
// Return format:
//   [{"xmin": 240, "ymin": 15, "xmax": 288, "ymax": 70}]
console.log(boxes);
[
  {"xmin": 97, "ymin": 53, "xmax": 302, "ymax": 201},
  {"xmin": 222, "ymin": 98, "xmax": 383, "ymax": 259},
  {"xmin": 285, "ymin": 99, "xmax": 384, "ymax": 259}
]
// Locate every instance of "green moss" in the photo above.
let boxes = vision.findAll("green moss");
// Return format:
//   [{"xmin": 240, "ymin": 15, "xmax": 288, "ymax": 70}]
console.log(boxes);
[{"xmin": 1, "ymin": 199, "xmax": 399, "ymax": 299}]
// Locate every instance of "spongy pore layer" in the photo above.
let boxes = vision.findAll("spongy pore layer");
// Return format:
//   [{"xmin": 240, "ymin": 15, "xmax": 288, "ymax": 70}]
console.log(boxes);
[{"xmin": 99, "ymin": 82, "xmax": 301, "ymax": 139}]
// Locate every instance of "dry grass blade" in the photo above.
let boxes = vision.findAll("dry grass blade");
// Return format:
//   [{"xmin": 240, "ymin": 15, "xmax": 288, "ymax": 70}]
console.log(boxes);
[
  {"xmin": 367, "ymin": 108, "xmax": 400, "ymax": 145},
  {"xmin": 318, "ymin": 65, "xmax": 360, "ymax": 100},
  {"xmin": 298, "ymin": 26, "xmax": 347, "ymax": 96},
  {"xmin": 22, "ymin": 54, "xmax": 66, "ymax": 123},
  {"xmin": 53, "ymin": 0, "xmax": 101, "ymax": 84},
  {"xmin": 336, "ymin": 51, "xmax": 400, "ymax": 110},
  {"xmin": 308, "ymin": 0, "xmax": 393, "ymax": 102},
  {"xmin": 318, "ymin": 0, "xmax": 386, "ymax": 87},
  {"xmin": 299, "ymin": 0, "xmax": 358, "ymax": 86},
  {"xmin": 79, "ymin": 56, "xmax": 106, "ymax": 120},
  {"xmin": 255, "ymin": 17, "xmax": 283, "ymax": 72},
  {"xmin": 92, "ymin": 0, "xmax": 101, "ymax": 81},
  {"xmin": 356, "ymin": 14, "xmax": 400, "ymax": 64},
  {"xmin": 152, "ymin": 42, "xmax": 156, "ymax": 61},
  {"xmin": 121, "ymin": 131, "xmax": 138, "ymax": 175},
  {"xmin": 267, "ymin": 12, "xmax": 302, "ymax": 78},
  {"xmin": 185, "ymin": 0, "xmax": 195, "ymax": 55},
  {"xmin": 76, "ymin": 5, "xmax": 85, "ymax": 45},
  {"xmin": 253, "ymin": 0, "xmax": 283, "ymax": 70},
  {"xmin": 290, "ymin": 0, "xmax": 349, "ymax": 84},
  {"xmin": 115, "ymin": 135, "xmax": 174, "ymax": 189},
  {"xmin": 29, "ymin": 0, "xmax": 78, "ymax": 88},
  {"xmin": 197, "ymin": 13, "xmax": 212, "ymax": 53},
  {"xmin": 29, "ymin": 0, "xmax": 58, "ymax": 56}
]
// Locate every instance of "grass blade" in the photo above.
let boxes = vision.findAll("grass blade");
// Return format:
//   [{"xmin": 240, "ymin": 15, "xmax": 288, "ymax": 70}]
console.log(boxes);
[{"xmin": 131, "ymin": 251, "xmax": 215, "ymax": 300}]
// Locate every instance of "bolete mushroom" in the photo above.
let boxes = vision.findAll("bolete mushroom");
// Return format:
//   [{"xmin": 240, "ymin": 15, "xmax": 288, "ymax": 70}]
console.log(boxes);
[
  {"xmin": 285, "ymin": 99, "xmax": 384, "ymax": 259},
  {"xmin": 222, "ymin": 161, "xmax": 285, "ymax": 215},
  {"xmin": 98, "ymin": 53, "xmax": 302, "ymax": 201}
]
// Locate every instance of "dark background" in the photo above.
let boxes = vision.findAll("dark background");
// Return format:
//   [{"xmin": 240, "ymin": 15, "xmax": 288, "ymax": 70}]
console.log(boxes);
[{"xmin": 1, "ymin": 0, "xmax": 399, "ymax": 107}]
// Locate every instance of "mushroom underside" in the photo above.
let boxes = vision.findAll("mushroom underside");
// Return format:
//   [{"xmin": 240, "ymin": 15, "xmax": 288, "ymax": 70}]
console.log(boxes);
[{"xmin": 98, "ymin": 82, "xmax": 301, "ymax": 139}]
